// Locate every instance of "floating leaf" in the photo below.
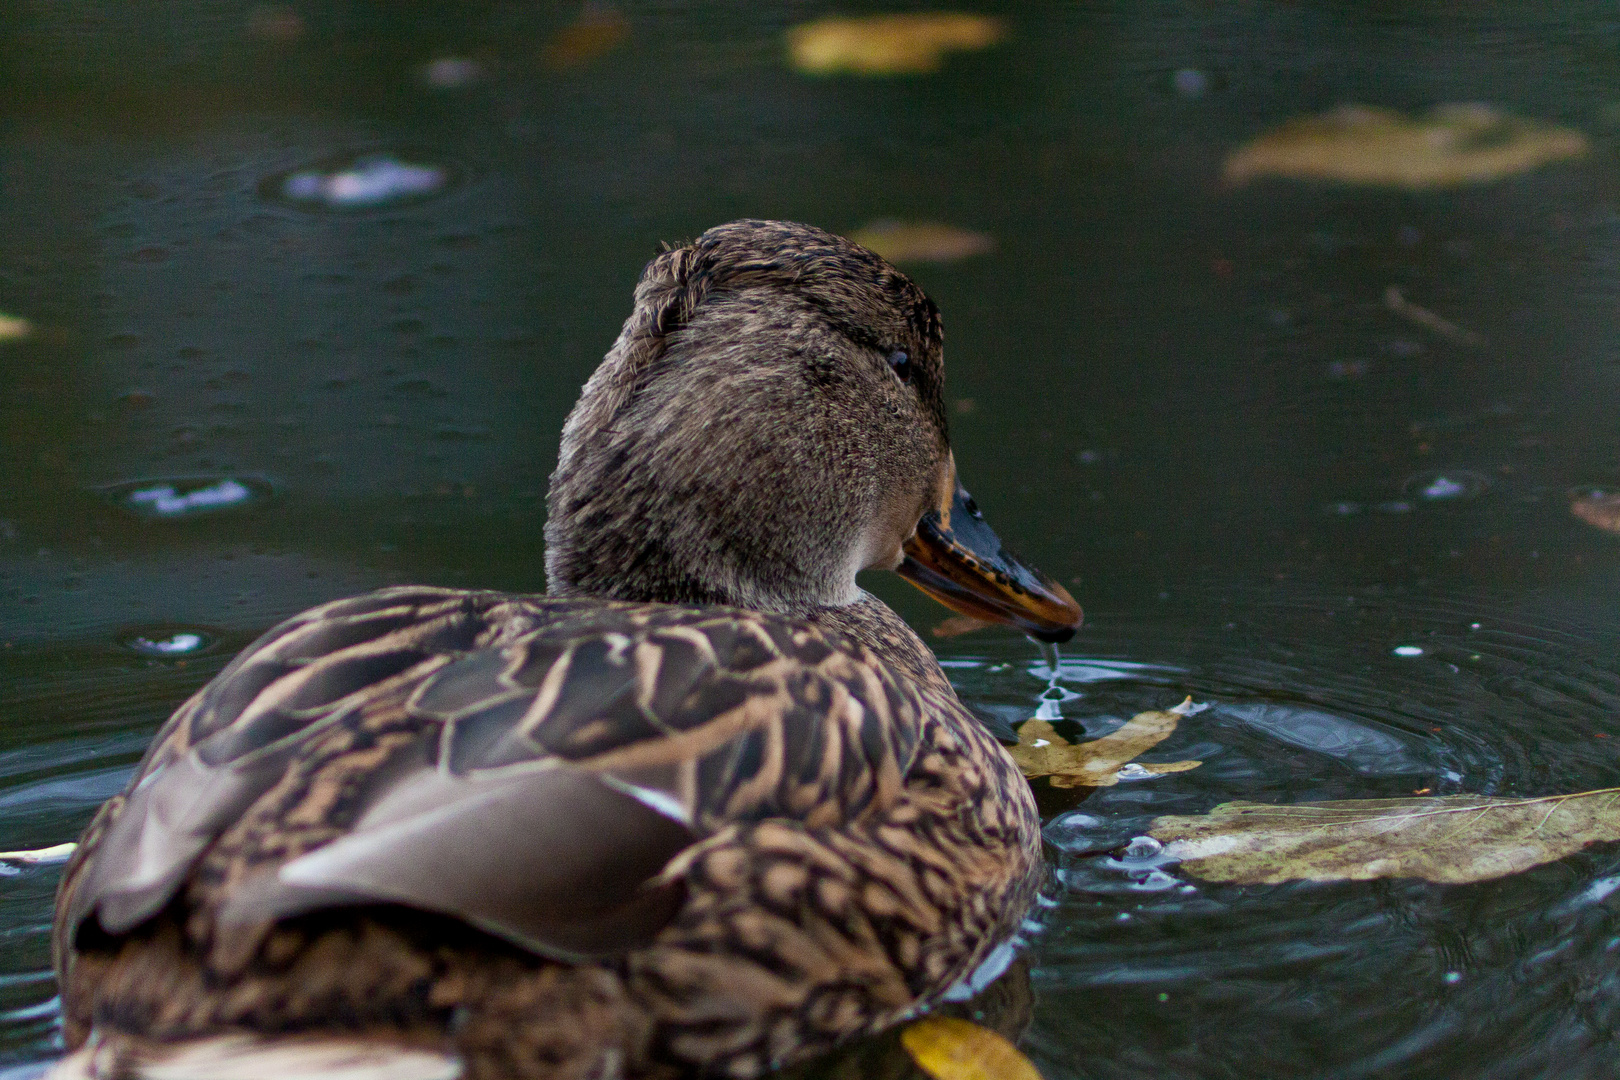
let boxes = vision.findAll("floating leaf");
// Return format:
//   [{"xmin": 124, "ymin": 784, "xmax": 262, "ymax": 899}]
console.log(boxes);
[
  {"xmin": 1571, "ymin": 491, "xmax": 1620, "ymax": 534},
  {"xmin": 542, "ymin": 5, "xmax": 629, "ymax": 72},
  {"xmin": 901, "ymin": 1016, "xmax": 1042, "ymax": 1080},
  {"xmin": 1009, "ymin": 699, "xmax": 1201, "ymax": 788},
  {"xmin": 786, "ymin": 14, "xmax": 1004, "ymax": 76},
  {"xmin": 1224, "ymin": 104, "xmax": 1588, "ymax": 188},
  {"xmin": 0, "ymin": 312, "xmax": 32, "ymax": 342},
  {"xmin": 1151, "ymin": 788, "xmax": 1620, "ymax": 885},
  {"xmin": 850, "ymin": 221, "xmax": 996, "ymax": 264}
]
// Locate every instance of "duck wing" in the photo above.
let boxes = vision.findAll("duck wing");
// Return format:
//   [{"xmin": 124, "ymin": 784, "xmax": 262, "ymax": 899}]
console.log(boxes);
[{"xmin": 58, "ymin": 586, "xmax": 921, "ymax": 963}]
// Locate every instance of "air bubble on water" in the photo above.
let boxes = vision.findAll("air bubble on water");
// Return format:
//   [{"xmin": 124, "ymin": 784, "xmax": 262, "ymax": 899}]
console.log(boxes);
[
  {"xmin": 1115, "ymin": 763, "xmax": 1167, "ymax": 781},
  {"xmin": 1043, "ymin": 812, "xmax": 1103, "ymax": 850},
  {"xmin": 1126, "ymin": 870, "xmax": 1181, "ymax": 893},
  {"xmin": 1393, "ymin": 645, "xmax": 1425, "ymax": 657},
  {"xmin": 1122, "ymin": 836, "xmax": 1164, "ymax": 862},
  {"xmin": 1403, "ymin": 469, "xmax": 1490, "ymax": 502},
  {"xmin": 1424, "ymin": 476, "xmax": 1465, "ymax": 499},
  {"xmin": 267, "ymin": 154, "xmax": 455, "ymax": 211},
  {"xmin": 100, "ymin": 476, "xmax": 271, "ymax": 520},
  {"xmin": 421, "ymin": 57, "xmax": 483, "ymax": 88},
  {"xmin": 1171, "ymin": 68, "xmax": 1209, "ymax": 98},
  {"xmin": 122, "ymin": 629, "xmax": 214, "ymax": 657}
]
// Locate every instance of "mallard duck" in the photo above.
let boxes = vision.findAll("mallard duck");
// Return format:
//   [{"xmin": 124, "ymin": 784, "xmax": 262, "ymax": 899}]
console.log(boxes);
[{"xmin": 50, "ymin": 219, "xmax": 1082, "ymax": 1080}]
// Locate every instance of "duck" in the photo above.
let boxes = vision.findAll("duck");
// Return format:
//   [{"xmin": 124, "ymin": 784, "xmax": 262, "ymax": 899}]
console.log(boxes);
[{"xmin": 50, "ymin": 219, "xmax": 1082, "ymax": 1080}]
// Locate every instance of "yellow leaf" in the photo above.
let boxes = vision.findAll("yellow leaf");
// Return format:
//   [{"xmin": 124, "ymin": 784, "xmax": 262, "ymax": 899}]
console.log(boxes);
[
  {"xmin": 0, "ymin": 312, "xmax": 32, "ymax": 342},
  {"xmin": 1008, "ymin": 700, "xmax": 1201, "ymax": 788},
  {"xmin": 786, "ymin": 14, "xmax": 1004, "ymax": 77},
  {"xmin": 849, "ymin": 221, "xmax": 996, "ymax": 265},
  {"xmin": 542, "ymin": 5, "xmax": 629, "ymax": 72},
  {"xmin": 901, "ymin": 1016, "xmax": 1043, "ymax": 1080},
  {"xmin": 1224, "ymin": 103, "xmax": 1588, "ymax": 188},
  {"xmin": 1151, "ymin": 788, "xmax": 1620, "ymax": 885}
]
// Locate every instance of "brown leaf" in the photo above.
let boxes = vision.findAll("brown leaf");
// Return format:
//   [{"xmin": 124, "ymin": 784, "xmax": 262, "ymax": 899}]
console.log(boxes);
[
  {"xmin": 542, "ymin": 6, "xmax": 629, "ymax": 72},
  {"xmin": 1151, "ymin": 788, "xmax": 1620, "ymax": 885},
  {"xmin": 1224, "ymin": 103, "xmax": 1588, "ymax": 188},
  {"xmin": 849, "ymin": 221, "xmax": 996, "ymax": 264},
  {"xmin": 1571, "ymin": 491, "xmax": 1620, "ymax": 534},
  {"xmin": 786, "ymin": 14, "xmax": 1004, "ymax": 77},
  {"xmin": 1009, "ymin": 700, "xmax": 1201, "ymax": 788},
  {"xmin": 901, "ymin": 1016, "xmax": 1043, "ymax": 1080}
]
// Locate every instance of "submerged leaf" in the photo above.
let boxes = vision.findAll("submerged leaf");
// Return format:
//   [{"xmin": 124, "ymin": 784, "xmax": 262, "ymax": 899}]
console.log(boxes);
[
  {"xmin": 1224, "ymin": 103, "xmax": 1588, "ymax": 188},
  {"xmin": 1571, "ymin": 491, "xmax": 1620, "ymax": 534},
  {"xmin": 1384, "ymin": 286, "xmax": 1485, "ymax": 346},
  {"xmin": 1009, "ymin": 700, "xmax": 1201, "ymax": 788},
  {"xmin": 901, "ymin": 1016, "xmax": 1043, "ymax": 1080},
  {"xmin": 542, "ymin": 5, "xmax": 629, "ymax": 71},
  {"xmin": 786, "ymin": 14, "xmax": 1004, "ymax": 76},
  {"xmin": 850, "ymin": 221, "xmax": 996, "ymax": 264},
  {"xmin": 1152, "ymin": 788, "xmax": 1620, "ymax": 885}
]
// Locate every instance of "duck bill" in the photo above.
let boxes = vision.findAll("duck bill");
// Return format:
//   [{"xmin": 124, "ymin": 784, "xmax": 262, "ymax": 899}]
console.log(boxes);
[{"xmin": 897, "ymin": 483, "xmax": 1083, "ymax": 643}]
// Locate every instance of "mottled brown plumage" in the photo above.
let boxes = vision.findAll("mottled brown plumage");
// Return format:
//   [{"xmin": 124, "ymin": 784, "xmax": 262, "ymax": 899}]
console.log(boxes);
[{"xmin": 51, "ymin": 220, "xmax": 1078, "ymax": 1080}]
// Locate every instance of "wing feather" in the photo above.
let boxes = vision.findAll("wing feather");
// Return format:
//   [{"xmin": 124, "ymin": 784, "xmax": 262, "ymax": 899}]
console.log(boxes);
[{"xmin": 61, "ymin": 587, "xmax": 926, "ymax": 962}]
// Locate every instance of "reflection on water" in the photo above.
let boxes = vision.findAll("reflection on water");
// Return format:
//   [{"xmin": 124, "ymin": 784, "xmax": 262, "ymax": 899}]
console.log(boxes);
[
  {"xmin": 268, "ymin": 153, "xmax": 456, "ymax": 211},
  {"xmin": 5, "ymin": 0, "xmax": 1620, "ymax": 1076}
]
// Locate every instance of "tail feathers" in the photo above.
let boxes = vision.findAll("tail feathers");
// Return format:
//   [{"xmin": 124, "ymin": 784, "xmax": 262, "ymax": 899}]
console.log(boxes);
[{"xmin": 49, "ymin": 1032, "xmax": 463, "ymax": 1080}]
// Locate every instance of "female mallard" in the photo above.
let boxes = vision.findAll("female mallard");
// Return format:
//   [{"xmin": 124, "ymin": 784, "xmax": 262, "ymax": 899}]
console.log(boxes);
[{"xmin": 51, "ymin": 219, "xmax": 1081, "ymax": 1080}]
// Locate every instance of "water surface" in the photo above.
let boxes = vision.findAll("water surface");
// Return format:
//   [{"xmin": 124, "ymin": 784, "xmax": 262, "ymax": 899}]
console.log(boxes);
[{"xmin": 4, "ymin": 2, "xmax": 1620, "ymax": 1077}]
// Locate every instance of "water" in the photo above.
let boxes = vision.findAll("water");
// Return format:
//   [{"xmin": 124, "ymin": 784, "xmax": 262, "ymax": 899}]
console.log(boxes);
[{"xmin": 4, "ymin": 2, "xmax": 1620, "ymax": 1076}]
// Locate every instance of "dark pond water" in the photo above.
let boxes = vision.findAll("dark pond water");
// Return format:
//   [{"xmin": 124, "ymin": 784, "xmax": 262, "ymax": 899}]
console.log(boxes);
[{"xmin": 4, "ymin": 2, "xmax": 1620, "ymax": 1077}]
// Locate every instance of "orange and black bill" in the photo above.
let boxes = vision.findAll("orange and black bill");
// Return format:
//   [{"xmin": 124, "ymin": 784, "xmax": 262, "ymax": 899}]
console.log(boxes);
[{"xmin": 897, "ymin": 483, "xmax": 1083, "ymax": 643}]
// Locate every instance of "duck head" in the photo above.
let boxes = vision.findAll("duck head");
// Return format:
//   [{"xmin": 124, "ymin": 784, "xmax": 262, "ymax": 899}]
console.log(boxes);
[{"xmin": 545, "ymin": 219, "xmax": 1081, "ymax": 642}]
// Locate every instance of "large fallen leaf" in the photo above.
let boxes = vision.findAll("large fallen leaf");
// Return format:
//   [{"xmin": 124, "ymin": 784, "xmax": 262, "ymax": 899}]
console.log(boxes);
[
  {"xmin": 1010, "ymin": 700, "xmax": 1201, "ymax": 788},
  {"xmin": 1151, "ymin": 788, "xmax": 1620, "ymax": 885},
  {"xmin": 1224, "ymin": 103, "xmax": 1588, "ymax": 188},
  {"xmin": 901, "ymin": 1016, "xmax": 1042, "ymax": 1080},
  {"xmin": 786, "ymin": 14, "xmax": 1004, "ymax": 76},
  {"xmin": 849, "ymin": 221, "xmax": 995, "ymax": 264}
]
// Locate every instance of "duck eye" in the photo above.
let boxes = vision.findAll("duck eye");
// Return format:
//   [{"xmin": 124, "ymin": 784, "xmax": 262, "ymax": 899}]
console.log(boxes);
[{"xmin": 887, "ymin": 350, "xmax": 911, "ymax": 384}]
